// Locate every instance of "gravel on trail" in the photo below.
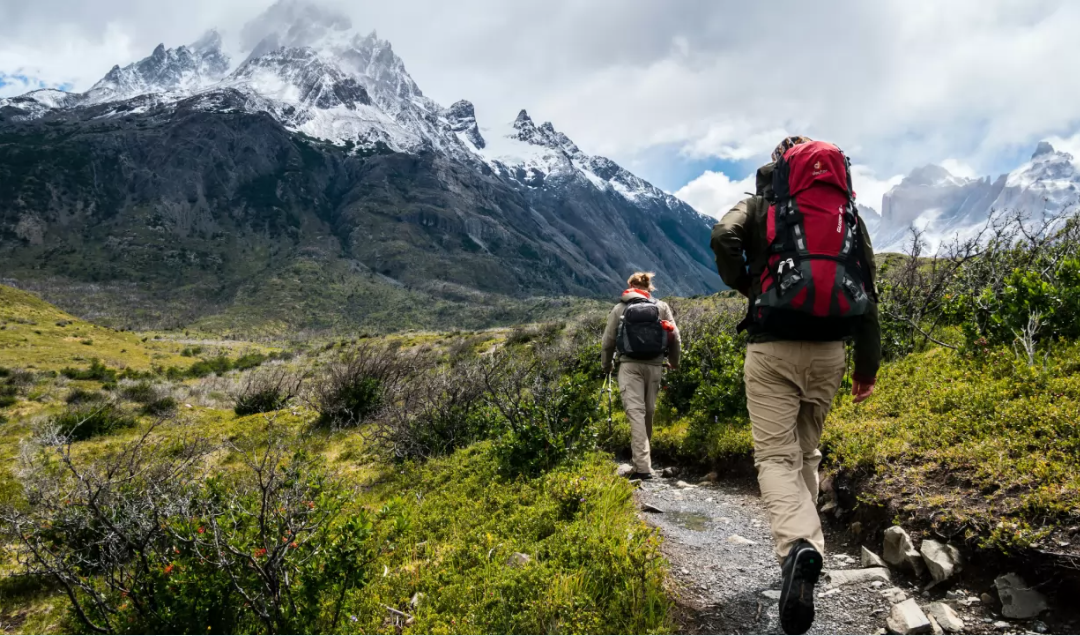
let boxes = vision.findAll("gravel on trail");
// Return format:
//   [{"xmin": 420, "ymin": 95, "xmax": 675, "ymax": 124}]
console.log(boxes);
[{"xmin": 635, "ymin": 472, "xmax": 888, "ymax": 634}]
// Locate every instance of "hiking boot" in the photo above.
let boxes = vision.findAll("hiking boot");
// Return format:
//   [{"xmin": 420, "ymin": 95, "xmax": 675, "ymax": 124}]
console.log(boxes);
[
  {"xmin": 628, "ymin": 471, "xmax": 654, "ymax": 480},
  {"xmin": 778, "ymin": 539, "xmax": 822, "ymax": 635}
]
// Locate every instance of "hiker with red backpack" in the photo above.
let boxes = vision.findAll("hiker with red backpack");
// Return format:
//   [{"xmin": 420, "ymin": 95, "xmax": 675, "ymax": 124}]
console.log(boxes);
[
  {"xmin": 601, "ymin": 272, "xmax": 681, "ymax": 480},
  {"xmin": 711, "ymin": 136, "xmax": 881, "ymax": 635}
]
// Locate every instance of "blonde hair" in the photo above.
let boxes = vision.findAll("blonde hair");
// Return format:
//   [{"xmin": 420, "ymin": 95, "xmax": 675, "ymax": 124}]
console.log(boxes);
[{"xmin": 627, "ymin": 271, "xmax": 656, "ymax": 291}]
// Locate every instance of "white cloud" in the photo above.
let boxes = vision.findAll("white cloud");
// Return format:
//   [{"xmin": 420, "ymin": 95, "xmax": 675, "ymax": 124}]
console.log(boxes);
[
  {"xmin": 940, "ymin": 158, "xmax": 979, "ymax": 179},
  {"xmin": 1, "ymin": 0, "xmax": 1079, "ymax": 191},
  {"xmin": 673, "ymin": 170, "xmax": 756, "ymax": 220},
  {"xmin": 850, "ymin": 165, "xmax": 905, "ymax": 212},
  {"xmin": 1045, "ymin": 132, "xmax": 1080, "ymax": 168}
]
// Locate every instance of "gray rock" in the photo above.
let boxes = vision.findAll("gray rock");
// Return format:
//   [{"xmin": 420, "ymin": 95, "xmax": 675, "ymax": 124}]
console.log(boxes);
[
  {"xmin": 660, "ymin": 466, "xmax": 678, "ymax": 478},
  {"xmin": 993, "ymin": 620, "xmax": 1010, "ymax": 629},
  {"xmin": 726, "ymin": 534, "xmax": 757, "ymax": 546},
  {"xmin": 995, "ymin": 573, "xmax": 1048, "ymax": 619},
  {"xmin": 824, "ymin": 567, "xmax": 891, "ymax": 589},
  {"xmin": 761, "ymin": 590, "xmax": 782, "ymax": 600},
  {"xmin": 640, "ymin": 503, "xmax": 664, "ymax": 513},
  {"xmin": 981, "ymin": 592, "xmax": 995, "ymax": 605},
  {"xmin": 887, "ymin": 599, "xmax": 933, "ymax": 635},
  {"xmin": 921, "ymin": 540, "xmax": 962, "ymax": 583},
  {"xmin": 506, "ymin": 552, "xmax": 532, "ymax": 568},
  {"xmin": 884, "ymin": 526, "xmax": 926, "ymax": 575},
  {"xmin": 616, "ymin": 463, "xmax": 634, "ymax": 477},
  {"xmin": 821, "ymin": 500, "xmax": 838, "ymax": 513},
  {"xmin": 928, "ymin": 615, "xmax": 944, "ymax": 636},
  {"xmin": 862, "ymin": 546, "xmax": 889, "ymax": 568},
  {"xmin": 703, "ymin": 471, "xmax": 719, "ymax": 482},
  {"xmin": 1033, "ymin": 620, "xmax": 1048, "ymax": 633},
  {"xmin": 675, "ymin": 480, "xmax": 695, "ymax": 489},
  {"xmin": 881, "ymin": 587, "xmax": 909, "ymax": 604},
  {"xmin": 927, "ymin": 602, "xmax": 965, "ymax": 633}
]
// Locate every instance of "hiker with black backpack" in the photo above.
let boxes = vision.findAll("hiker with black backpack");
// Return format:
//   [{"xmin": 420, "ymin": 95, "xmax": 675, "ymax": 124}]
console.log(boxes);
[
  {"xmin": 711, "ymin": 136, "xmax": 881, "ymax": 635},
  {"xmin": 600, "ymin": 272, "xmax": 681, "ymax": 480}
]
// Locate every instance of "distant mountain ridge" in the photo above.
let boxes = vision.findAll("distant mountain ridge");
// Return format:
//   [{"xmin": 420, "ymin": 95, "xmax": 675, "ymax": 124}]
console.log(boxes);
[
  {"xmin": 0, "ymin": 0, "xmax": 721, "ymax": 332},
  {"xmin": 865, "ymin": 141, "xmax": 1080, "ymax": 253}
]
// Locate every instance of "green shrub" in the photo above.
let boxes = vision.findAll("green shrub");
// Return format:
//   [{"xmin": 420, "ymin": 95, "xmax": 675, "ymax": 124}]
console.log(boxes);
[
  {"xmin": 120, "ymin": 380, "xmax": 157, "ymax": 404},
  {"xmin": 141, "ymin": 396, "xmax": 178, "ymax": 417},
  {"xmin": 50, "ymin": 403, "xmax": 137, "ymax": 441},
  {"xmin": 485, "ymin": 355, "xmax": 599, "ymax": 477},
  {"xmin": 64, "ymin": 388, "xmax": 105, "ymax": 405},
  {"xmin": 233, "ymin": 368, "xmax": 301, "ymax": 416},
  {"xmin": 60, "ymin": 358, "xmax": 117, "ymax": 383},
  {"xmin": 309, "ymin": 344, "xmax": 419, "ymax": 428},
  {"xmin": 232, "ymin": 352, "xmax": 267, "ymax": 371},
  {"xmin": 186, "ymin": 355, "xmax": 233, "ymax": 378},
  {"xmin": 5, "ymin": 426, "xmax": 375, "ymax": 634}
]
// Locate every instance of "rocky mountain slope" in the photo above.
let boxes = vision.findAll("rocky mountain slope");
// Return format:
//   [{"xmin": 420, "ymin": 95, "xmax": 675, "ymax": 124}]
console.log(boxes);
[
  {"xmin": 866, "ymin": 142, "xmax": 1080, "ymax": 253},
  {"xmin": 0, "ymin": 0, "xmax": 720, "ymax": 332}
]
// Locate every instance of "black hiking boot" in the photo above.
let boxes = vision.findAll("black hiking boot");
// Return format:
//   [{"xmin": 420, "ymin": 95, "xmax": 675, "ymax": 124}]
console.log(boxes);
[
  {"xmin": 778, "ymin": 539, "xmax": 822, "ymax": 635},
  {"xmin": 628, "ymin": 471, "xmax": 654, "ymax": 480}
]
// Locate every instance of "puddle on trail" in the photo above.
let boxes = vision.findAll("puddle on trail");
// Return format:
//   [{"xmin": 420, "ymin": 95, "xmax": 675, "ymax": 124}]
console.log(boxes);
[{"xmin": 667, "ymin": 511, "xmax": 711, "ymax": 531}]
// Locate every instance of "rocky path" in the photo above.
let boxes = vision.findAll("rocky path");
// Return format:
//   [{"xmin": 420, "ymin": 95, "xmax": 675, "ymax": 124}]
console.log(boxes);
[{"xmin": 630, "ymin": 467, "xmax": 1064, "ymax": 635}]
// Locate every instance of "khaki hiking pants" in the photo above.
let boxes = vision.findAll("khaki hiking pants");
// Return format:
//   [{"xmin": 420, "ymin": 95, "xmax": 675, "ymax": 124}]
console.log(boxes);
[
  {"xmin": 744, "ymin": 340, "xmax": 846, "ymax": 561},
  {"xmin": 618, "ymin": 361, "xmax": 663, "ymax": 474}
]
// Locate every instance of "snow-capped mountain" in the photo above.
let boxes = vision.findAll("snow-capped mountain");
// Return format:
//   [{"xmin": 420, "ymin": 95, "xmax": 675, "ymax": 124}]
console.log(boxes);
[
  {"xmin": 868, "ymin": 142, "xmax": 1080, "ymax": 253},
  {"xmin": 0, "ymin": 0, "xmax": 721, "ymax": 330}
]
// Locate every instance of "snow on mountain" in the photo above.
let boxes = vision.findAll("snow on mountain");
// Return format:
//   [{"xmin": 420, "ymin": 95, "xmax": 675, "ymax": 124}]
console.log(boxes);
[
  {"xmin": 0, "ymin": 0, "xmax": 711, "ymax": 232},
  {"xmin": 872, "ymin": 142, "xmax": 1080, "ymax": 253}
]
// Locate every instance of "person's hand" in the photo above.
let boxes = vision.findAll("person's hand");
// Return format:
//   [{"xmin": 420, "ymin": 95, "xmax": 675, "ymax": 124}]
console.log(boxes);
[
  {"xmin": 662, "ymin": 362, "xmax": 671, "ymax": 370},
  {"xmin": 602, "ymin": 366, "xmax": 612, "ymax": 376},
  {"xmin": 852, "ymin": 379, "xmax": 875, "ymax": 403}
]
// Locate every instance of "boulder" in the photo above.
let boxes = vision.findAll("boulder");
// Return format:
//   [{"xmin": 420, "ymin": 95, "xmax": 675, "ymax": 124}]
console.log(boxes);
[
  {"xmin": 995, "ymin": 572, "xmax": 1048, "ymax": 619},
  {"xmin": 862, "ymin": 546, "xmax": 889, "ymax": 568},
  {"xmin": 920, "ymin": 540, "xmax": 962, "ymax": 583},
  {"xmin": 928, "ymin": 615, "xmax": 944, "ymax": 636},
  {"xmin": 880, "ymin": 587, "xmax": 908, "ymax": 604},
  {"xmin": 825, "ymin": 568, "xmax": 891, "ymax": 589},
  {"xmin": 886, "ymin": 599, "xmax": 933, "ymax": 635},
  {"xmin": 884, "ymin": 526, "xmax": 926, "ymax": 575},
  {"xmin": 926, "ymin": 602, "xmax": 964, "ymax": 633},
  {"xmin": 506, "ymin": 552, "xmax": 532, "ymax": 568},
  {"xmin": 660, "ymin": 466, "xmax": 678, "ymax": 478},
  {"xmin": 616, "ymin": 463, "xmax": 634, "ymax": 477},
  {"xmin": 640, "ymin": 503, "xmax": 664, "ymax": 513}
]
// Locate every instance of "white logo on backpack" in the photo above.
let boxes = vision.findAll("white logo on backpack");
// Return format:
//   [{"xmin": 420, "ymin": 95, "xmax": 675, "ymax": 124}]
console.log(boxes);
[{"xmin": 836, "ymin": 207, "xmax": 844, "ymax": 233}]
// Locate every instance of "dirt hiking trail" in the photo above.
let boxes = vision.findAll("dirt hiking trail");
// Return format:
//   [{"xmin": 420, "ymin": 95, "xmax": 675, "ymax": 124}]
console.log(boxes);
[{"xmin": 634, "ymin": 469, "xmax": 1066, "ymax": 635}]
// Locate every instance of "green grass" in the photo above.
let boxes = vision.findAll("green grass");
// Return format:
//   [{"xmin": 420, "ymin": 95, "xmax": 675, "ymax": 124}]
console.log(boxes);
[
  {"xmin": 824, "ymin": 343, "xmax": 1080, "ymax": 550},
  {"xmin": 351, "ymin": 444, "xmax": 672, "ymax": 634},
  {"xmin": 0, "ymin": 285, "xmax": 191, "ymax": 371}
]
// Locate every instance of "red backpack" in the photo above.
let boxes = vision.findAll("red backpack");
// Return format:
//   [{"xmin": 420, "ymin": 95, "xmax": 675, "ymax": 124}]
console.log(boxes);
[{"xmin": 751, "ymin": 141, "xmax": 872, "ymax": 339}]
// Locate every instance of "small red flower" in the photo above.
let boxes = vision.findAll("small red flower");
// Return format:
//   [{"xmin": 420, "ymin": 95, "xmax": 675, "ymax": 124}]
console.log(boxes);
[
  {"xmin": 290, "ymin": 541, "xmax": 298, "ymax": 549},
  {"xmin": 255, "ymin": 548, "xmax": 267, "ymax": 558},
  {"xmin": 197, "ymin": 527, "xmax": 205, "ymax": 534},
  {"xmin": 164, "ymin": 563, "xmax": 175, "ymax": 575}
]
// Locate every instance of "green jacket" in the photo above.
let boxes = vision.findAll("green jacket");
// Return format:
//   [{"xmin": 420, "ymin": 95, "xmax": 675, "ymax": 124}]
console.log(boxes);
[{"xmin": 709, "ymin": 162, "xmax": 882, "ymax": 383}]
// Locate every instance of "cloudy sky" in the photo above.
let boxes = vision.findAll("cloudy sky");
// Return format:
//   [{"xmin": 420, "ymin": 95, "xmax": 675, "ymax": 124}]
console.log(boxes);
[{"xmin": 2, "ymin": 0, "xmax": 1080, "ymax": 217}]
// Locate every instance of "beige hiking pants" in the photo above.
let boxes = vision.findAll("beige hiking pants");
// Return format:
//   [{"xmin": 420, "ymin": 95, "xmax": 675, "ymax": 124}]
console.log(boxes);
[
  {"xmin": 744, "ymin": 341, "xmax": 846, "ymax": 561},
  {"xmin": 618, "ymin": 361, "xmax": 663, "ymax": 474}
]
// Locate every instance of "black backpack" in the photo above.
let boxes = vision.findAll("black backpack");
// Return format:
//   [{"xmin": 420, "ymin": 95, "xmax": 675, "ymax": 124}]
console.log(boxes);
[{"xmin": 617, "ymin": 298, "xmax": 668, "ymax": 360}]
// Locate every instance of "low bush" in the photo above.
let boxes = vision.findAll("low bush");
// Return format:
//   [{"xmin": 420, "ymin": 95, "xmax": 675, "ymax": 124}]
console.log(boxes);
[
  {"xmin": 120, "ymin": 380, "xmax": 158, "ymax": 404},
  {"xmin": 60, "ymin": 358, "xmax": 117, "ymax": 383},
  {"xmin": 308, "ymin": 344, "xmax": 420, "ymax": 429},
  {"xmin": 64, "ymin": 388, "xmax": 106, "ymax": 405},
  {"xmin": 233, "ymin": 367, "xmax": 302, "ymax": 416},
  {"xmin": 141, "ymin": 396, "xmax": 178, "ymax": 416},
  {"xmin": 49, "ymin": 403, "xmax": 138, "ymax": 441},
  {"xmin": 368, "ymin": 358, "xmax": 489, "ymax": 460},
  {"xmin": 2, "ymin": 423, "xmax": 375, "ymax": 634}
]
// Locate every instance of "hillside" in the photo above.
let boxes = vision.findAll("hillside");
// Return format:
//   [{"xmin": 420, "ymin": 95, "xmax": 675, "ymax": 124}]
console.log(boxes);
[{"xmin": 0, "ymin": 285, "xmax": 192, "ymax": 371}]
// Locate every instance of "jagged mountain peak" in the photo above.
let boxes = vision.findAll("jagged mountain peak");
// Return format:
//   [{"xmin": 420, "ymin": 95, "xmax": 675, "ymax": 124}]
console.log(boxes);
[
  {"xmin": 1033, "ymin": 140, "xmax": 1057, "ymax": 158},
  {"xmin": 443, "ymin": 100, "xmax": 485, "ymax": 149}
]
